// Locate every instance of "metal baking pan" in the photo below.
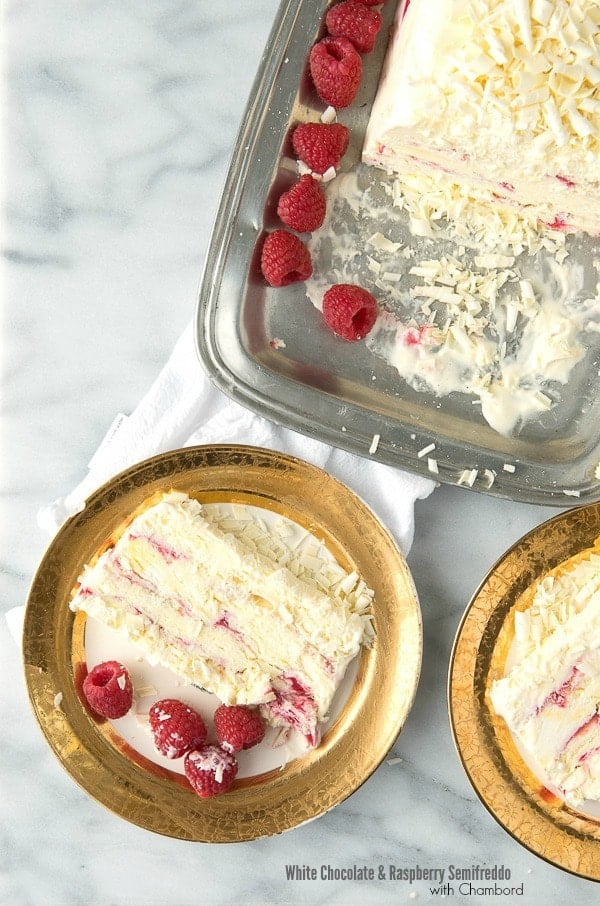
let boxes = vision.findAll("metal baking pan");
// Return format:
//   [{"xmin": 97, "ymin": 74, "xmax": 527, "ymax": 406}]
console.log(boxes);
[{"xmin": 195, "ymin": 0, "xmax": 600, "ymax": 506}]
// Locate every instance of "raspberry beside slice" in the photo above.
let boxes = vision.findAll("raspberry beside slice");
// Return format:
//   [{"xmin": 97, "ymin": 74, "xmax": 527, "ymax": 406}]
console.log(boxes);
[
  {"xmin": 277, "ymin": 175, "xmax": 327, "ymax": 233},
  {"xmin": 184, "ymin": 745, "xmax": 239, "ymax": 798},
  {"xmin": 214, "ymin": 704, "xmax": 266, "ymax": 753},
  {"xmin": 325, "ymin": 1, "xmax": 383, "ymax": 54},
  {"xmin": 309, "ymin": 36, "xmax": 362, "ymax": 109},
  {"xmin": 322, "ymin": 284, "xmax": 379, "ymax": 341},
  {"xmin": 291, "ymin": 122, "xmax": 350, "ymax": 175},
  {"xmin": 260, "ymin": 229, "xmax": 312, "ymax": 286},
  {"xmin": 149, "ymin": 698, "xmax": 208, "ymax": 759},
  {"xmin": 82, "ymin": 660, "xmax": 133, "ymax": 719}
]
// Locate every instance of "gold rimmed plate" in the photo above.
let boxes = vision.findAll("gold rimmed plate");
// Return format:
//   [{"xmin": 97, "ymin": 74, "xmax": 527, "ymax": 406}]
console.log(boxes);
[
  {"xmin": 23, "ymin": 444, "xmax": 422, "ymax": 842},
  {"xmin": 449, "ymin": 503, "xmax": 600, "ymax": 881}
]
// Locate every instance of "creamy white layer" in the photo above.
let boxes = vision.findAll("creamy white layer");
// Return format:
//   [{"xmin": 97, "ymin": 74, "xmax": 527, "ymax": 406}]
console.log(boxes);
[
  {"xmin": 363, "ymin": 0, "xmax": 600, "ymax": 234},
  {"xmin": 490, "ymin": 549, "xmax": 600, "ymax": 806},
  {"xmin": 305, "ymin": 167, "xmax": 598, "ymax": 438},
  {"xmin": 70, "ymin": 492, "xmax": 374, "ymax": 747}
]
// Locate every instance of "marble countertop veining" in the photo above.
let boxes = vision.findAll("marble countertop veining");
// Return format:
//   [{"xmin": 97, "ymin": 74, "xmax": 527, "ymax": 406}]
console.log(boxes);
[{"xmin": 2, "ymin": 2, "xmax": 598, "ymax": 904}]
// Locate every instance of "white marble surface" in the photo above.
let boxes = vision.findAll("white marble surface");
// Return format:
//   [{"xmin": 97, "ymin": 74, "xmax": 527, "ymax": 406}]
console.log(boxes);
[{"xmin": 2, "ymin": 2, "xmax": 598, "ymax": 904}]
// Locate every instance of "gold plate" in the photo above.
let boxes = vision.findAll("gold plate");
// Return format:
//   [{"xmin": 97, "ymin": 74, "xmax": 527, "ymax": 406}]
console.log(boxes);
[
  {"xmin": 23, "ymin": 444, "xmax": 422, "ymax": 842},
  {"xmin": 449, "ymin": 504, "xmax": 600, "ymax": 881}
]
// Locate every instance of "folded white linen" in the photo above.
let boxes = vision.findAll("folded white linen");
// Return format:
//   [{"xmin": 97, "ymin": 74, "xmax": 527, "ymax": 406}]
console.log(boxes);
[{"xmin": 7, "ymin": 321, "xmax": 435, "ymax": 643}]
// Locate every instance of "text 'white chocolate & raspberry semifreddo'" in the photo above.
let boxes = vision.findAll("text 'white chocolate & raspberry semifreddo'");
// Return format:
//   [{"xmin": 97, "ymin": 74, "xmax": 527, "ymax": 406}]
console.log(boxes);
[
  {"xmin": 70, "ymin": 491, "xmax": 374, "ymax": 749},
  {"xmin": 489, "ymin": 539, "xmax": 600, "ymax": 807},
  {"xmin": 363, "ymin": 0, "xmax": 600, "ymax": 235}
]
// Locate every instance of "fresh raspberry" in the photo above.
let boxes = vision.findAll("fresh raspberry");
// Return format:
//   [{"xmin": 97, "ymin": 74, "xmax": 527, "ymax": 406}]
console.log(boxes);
[
  {"xmin": 149, "ymin": 698, "xmax": 207, "ymax": 759},
  {"xmin": 309, "ymin": 36, "xmax": 362, "ymax": 108},
  {"xmin": 322, "ymin": 284, "xmax": 379, "ymax": 341},
  {"xmin": 325, "ymin": 1, "xmax": 383, "ymax": 54},
  {"xmin": 291, "ymin": 122, "xmax": 350, "ymax": 175},
  {"xmin": 355, "ymin": 0, "xmax": 388, "ymax": 5},
  {"xmin": 213, "ymin": 704, "xmax": 266, "ymax": 753},
  {"xmin": 260, "ymin": 229, "xmax": 312, "ymax": 286},
  {"xmin": 184, "ymin": 744, "xmax": 238, "ymax": 798},
  {"xmin": 82, "ymin": 660, "xmax": 133, "ymax": 719},
  {"xmin": 277, "ymin": 175, "xmax": 326, "ymax": 233}
]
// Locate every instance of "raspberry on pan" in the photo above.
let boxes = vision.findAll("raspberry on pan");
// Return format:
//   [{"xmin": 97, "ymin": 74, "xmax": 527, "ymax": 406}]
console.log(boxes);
[
  {"xmin": 325, "ymin": 1, "xmax": 383, "ymax": 55},
  {"xmin": 184, "ymin": 745, "xmax": 239, "ymax": 798},
  {"xmin": 277, "ymin": 175, "xmax": 327, "ymax": 233},
  {"xmin": 322, "ymin": 284, "xmax": 379, "ymax": 341},
  {"xmin": 309, "ymin": 36, "xmax": 362, "ymax": 109},
  {"xmin": 149, "ymin": 698, "xmax": 208, "ymax": 759},
  {"xmin": 82, "ymin": 660, "xmax": 133, "ymax": 719},
  {"xmin": 260, "ymin": 229, "xmax": 312, "ymax": 286},
  {"xmin": 292, "ymin": 123, "xmax": 350, "ymax": 175},
  {"xmin": 291, "ymin": 122, "xmax": 350, "ymax": 175},
  {"xmin": 213, "ymin": 704, "xmax": 266, "ymax": 753}
]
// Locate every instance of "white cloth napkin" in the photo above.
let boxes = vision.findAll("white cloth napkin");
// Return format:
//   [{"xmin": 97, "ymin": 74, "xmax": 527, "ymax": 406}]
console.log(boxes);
[
  {"xmin": 38, "ymin": 320, "xmax": 436, "ymax": 551},
  {"xmin": 8, "ymin": 321, "xmax": 435, "ymax": 642}
]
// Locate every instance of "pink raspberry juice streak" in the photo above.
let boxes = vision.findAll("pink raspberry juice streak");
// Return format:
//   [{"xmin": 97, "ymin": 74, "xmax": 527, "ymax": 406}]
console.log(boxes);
[
  {"xmin": 214, "ymin": 612, "xmax": 246, "ymax": 644},
  {"xmin": 562, "ymin": 711, "xmax": 600, "ymax": 764},
  {"xmin": 265, "ymin": 674, "xmax": 319, "ymax": 747},
  {"xmin": 408, "ymin": 154, "xmax": 457, "ymax": 177},
  {"xmin": 128, "ymin": 532, "xmax": 189, "ymax": 562},
  {"xmin": 111, "ymin": 554, "xmax": 159, "ymax": 594},
  {"xmin": 176, "ymin": 597, "xmax": 194, "ymax": 618},
  {"xmin": 403, "ymin": 325, "xmax": 433, "ymax": 347},
  {"xmin": 540, "ymin": 214, "xmax": 570, "ymax": 232},
  {"xmin": 129, "ymin": 605, "xmax": 151, "ymax": 619},
  {"xmin": 322, "ymin": 654, "xmax": 334, "ymax": 678},
  {"xmin": 537, "ymin": 665, "xmax": 582, "ymax": 712},
  {"xmin": 555, "ymin": 174, "xmax": 576, "ymax": 189}
]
